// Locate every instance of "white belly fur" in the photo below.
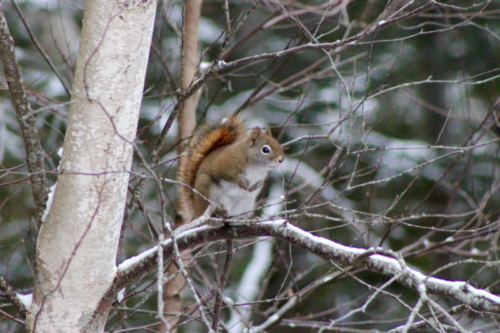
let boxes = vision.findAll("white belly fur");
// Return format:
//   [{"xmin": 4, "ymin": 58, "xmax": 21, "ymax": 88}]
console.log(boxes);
[{"xmin": 210, "ymin": 180, "xmax": 262, "ymax": 218}]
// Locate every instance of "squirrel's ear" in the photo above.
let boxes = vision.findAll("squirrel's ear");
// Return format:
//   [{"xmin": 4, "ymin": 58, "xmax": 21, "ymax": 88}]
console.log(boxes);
[
  {"xmin": 249, "ymin": 128, "xmax": 262, "ymax": 147},
  {"xmin": 264, "ymin": 128, "xmax": 272, "ymax": 136}
]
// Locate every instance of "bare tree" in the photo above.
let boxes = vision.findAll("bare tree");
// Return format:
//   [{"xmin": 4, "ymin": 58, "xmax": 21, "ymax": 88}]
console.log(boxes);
[{"xmin": 1, "ymin": 0, "xmax": 500, "ymax": 332}]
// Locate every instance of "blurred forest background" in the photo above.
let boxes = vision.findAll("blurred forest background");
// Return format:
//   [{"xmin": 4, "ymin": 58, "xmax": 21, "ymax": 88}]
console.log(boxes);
[{"xmin": 1, "ymin": 0, "xmax": 500, "ymax": 332}]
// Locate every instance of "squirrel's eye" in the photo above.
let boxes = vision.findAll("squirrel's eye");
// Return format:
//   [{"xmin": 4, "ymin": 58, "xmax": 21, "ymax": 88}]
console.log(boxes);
[{"xmin": 262, "ymin": 145, "xmax": 271, "ymax": 154}]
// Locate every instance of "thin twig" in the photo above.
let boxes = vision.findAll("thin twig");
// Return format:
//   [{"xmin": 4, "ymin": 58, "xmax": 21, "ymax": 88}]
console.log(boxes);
[
  {"xmin": 11, "ymin": 0, "xmax": 71, "ymax": 95},
  {"xmin": 156, "ymin": 235, "xmax": 171, "ymax": 331},
  {"xmin": 211, "ymin": 237, "xmax": 233, "ymax": 331}
]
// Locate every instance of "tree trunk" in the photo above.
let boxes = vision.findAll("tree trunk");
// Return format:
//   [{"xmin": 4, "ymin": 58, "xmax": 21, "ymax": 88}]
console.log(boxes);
[
  {"xmin": 25, "ymin": 0, "xmax": 157, "ymax": 331},
  {"xmin": 162, "ymin": 0, "xmax": 203, "ymax": 330}
]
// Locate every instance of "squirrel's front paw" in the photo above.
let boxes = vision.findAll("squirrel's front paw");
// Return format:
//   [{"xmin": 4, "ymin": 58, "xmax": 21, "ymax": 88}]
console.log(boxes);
[
  {"xmin": 212, "ymin": 204, "xmax": 228, "ymax": 218},
  {"xmin": 207, "ymin": 204, "xmax": 229, "ymax": 226}
]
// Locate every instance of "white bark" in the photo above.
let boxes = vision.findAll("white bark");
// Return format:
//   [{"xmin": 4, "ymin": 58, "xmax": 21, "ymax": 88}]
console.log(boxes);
[{"xmin": 26, "ymin": 0, "xmax": 157, "ymax": 332}]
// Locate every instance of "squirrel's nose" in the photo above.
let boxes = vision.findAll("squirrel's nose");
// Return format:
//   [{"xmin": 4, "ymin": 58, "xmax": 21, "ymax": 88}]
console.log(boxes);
[{"xmin": 278, "ymin": 155, "xmax": 284, "ymax": 164}]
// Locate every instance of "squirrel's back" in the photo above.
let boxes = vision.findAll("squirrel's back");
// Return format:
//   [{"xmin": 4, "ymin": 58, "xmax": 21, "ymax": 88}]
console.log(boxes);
[{"xmin": 177, "ymin": 116, "xmax": 245, "ymax": 217}]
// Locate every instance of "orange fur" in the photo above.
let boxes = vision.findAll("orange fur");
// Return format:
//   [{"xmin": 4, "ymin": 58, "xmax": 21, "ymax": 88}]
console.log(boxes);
[{"xmin": 177, "ymin": 115, "xmax": 245, "ymax": 218}]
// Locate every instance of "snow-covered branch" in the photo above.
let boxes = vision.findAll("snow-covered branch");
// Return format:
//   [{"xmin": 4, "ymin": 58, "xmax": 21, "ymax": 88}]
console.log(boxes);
[
  {"xmin": 114, "ymin": 220, "xmax": 500, "ymax": 314},
  {"xmin": 0, "ymin": 276, "xmax": 28, "ymax": 318}
]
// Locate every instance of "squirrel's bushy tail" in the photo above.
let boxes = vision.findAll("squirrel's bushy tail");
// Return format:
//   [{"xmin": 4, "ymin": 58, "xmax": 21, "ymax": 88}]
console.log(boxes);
[{"xmin": 177, "ymin": 115, "xmax": 245, "ymax": 218}]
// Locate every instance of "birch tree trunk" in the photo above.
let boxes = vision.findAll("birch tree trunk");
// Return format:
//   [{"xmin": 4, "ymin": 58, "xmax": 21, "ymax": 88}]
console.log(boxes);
[{"xmin": 25, "ymin": 0, "xmax": 157, "ymax": 331}]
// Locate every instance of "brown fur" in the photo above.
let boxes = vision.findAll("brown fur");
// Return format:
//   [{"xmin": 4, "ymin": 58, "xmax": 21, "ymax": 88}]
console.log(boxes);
[{"xmin": 177, "ymin": 115, "xmax": 245, "ymax": 218}]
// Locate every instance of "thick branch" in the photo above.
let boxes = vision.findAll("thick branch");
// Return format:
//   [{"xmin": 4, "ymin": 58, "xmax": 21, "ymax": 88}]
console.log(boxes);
[
  {"xmin": 0, "ymin": 6, "xmax": 48, "ymax": 223},
  {"xmin": 113, "ymin": 221, "xmax": 500, "ymax": 315}
]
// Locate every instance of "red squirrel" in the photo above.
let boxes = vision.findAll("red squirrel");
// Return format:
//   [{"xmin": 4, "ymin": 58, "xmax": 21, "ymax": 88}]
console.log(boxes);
[{"xmin": 177, "ymin": 115, "xmax": 284, "ymax": 222}]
